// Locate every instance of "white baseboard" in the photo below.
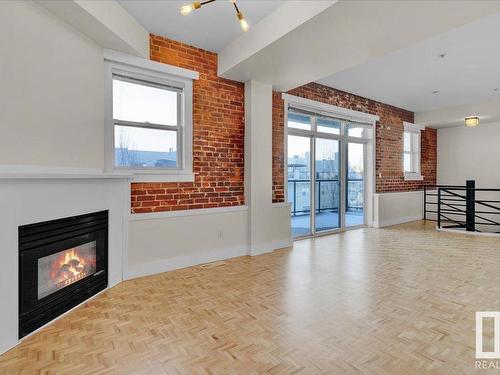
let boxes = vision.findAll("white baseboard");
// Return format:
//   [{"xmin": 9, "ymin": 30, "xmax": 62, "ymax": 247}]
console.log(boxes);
[
  {"xmin": 249, "ymin": 238, "xmax": 293, "ymax": 256},
  {"xmin": 125, "ymin": 245, "xmax": 248, "ymax": 280},
  {"xmin": 126, "ymin": 237, "xmax": 293, "ymax": 279},
  {"xmin": 437, "ymin": 227, "xmax": 500, "ymax": 237},
  {"xmin": 373, "ymin": 214, "xmax": 423, "ymax": 228}
]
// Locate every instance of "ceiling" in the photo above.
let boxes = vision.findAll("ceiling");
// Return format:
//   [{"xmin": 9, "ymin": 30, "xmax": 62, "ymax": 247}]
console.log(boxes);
[
  {"xmin": 118, "ymin": 0, "xmax": 284, "ymax": 52},
  {"xmin": 317, "ymin": 12, "xmax": 500, "ymax": 113}
]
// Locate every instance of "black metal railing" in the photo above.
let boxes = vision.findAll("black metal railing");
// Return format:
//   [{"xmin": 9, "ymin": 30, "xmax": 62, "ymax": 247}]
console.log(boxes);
[
  {"xmin": 288, "ymin": 178, "xmax": 363, "ymax": 216},
  {"xmin": 423, "ymin": 184, "xmax": 465, "ymax": 221},
  {"xmin": 424, "ymin": 181, "xmax": 500, "ymax": 234}
]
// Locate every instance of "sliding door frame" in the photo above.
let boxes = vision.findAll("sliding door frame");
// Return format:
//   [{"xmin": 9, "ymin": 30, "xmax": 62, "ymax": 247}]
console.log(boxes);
[
  {"xmin": 283, "ymin": 93, "xmax": 379, "ymax": 239},
  {"xmin": 344, "ymin": 138, "xmax": 368, "ymax": 231},
  {"xmin": 287, "ymin": 116, "xmax": 343, "ymax": 238}
]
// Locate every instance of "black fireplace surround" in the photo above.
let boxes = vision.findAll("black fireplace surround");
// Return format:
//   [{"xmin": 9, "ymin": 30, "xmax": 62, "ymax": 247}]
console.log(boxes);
[{"xmin": 19, "ymin": 210, "xmax": 108, "ymax": 338}]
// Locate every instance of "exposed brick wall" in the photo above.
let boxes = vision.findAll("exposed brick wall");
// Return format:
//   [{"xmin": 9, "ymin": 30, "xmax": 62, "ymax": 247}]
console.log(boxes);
[
  {"xmin": 131, "ymin": 35, "xmax": 245, "ymax": 213},
  {"xmin": 272, "ymin": 82, "xmax": 437, "ymax": 201},
  {"xmin": 272, "ymin": 91, "xmax": 285, "ymax": 203}
]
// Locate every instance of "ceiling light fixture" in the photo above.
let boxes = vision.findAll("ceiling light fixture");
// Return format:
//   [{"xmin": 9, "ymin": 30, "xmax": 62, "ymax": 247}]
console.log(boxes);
[
  {"xmin": 465, "ymin": 116, "xmax": 479, "ymax": 127},
  {"xmin": 180, "ymin": 1, "xmax": 202, "ymax": 16},
  {"xmin": 180, "ymin": 0, "xmax": 249, "ymax": 32},
  {"xmin": 231, "ymin": 0, "xmax": 249, "ymax": 32}
]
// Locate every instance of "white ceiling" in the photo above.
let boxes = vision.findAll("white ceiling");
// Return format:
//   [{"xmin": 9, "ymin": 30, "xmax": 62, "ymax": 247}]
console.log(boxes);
[
  {"xmin": 317, "ymin": 12, "xmax": 500, "ymax": 113},
  {"xmin": 118, "ymin": 0, "xmax": 284, "ymax": 52}
]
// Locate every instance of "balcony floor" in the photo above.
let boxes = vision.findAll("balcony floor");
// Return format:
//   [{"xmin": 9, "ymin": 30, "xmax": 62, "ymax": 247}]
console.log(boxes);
[{"xmin": 292, "ymin": 210, "xmax": 364, "ymax": 237}]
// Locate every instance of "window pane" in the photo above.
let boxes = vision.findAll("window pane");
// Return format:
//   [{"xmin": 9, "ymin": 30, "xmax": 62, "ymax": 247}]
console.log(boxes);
[
  {"xmin": 404, "ymin": 152, "xmax": 411, "ymax": 172},
  {"xmin": 114, "ymin": 125, "xmax": 177, "ymax": 168},
  {"xmin": 287, "ymin": 135, "xmax": 311, "ymax": 237},
  {"xmin": 317, "ymin": 117, "xmax": 341, "ymax": 134},
  {"xmin": 412, "ymin": 132, "xmax": 420, "ymax": 151},
  {"xmin": 347, "ymin": 122, "xmax": 370, "ymax": 138},
  {"xmin": 288, "ymin": 112, "xmax": 311, "ymax": 130},
  {"xmin": 404, "ymin": 132, "xmax": 411, "ymax": 152},
  {"xmin": 412, "ymin": 151, "xmax": 420, "ymax": 173},
  {"xmin": 113, "ymin": 78, "xmax": 178, "ymax": 126}
]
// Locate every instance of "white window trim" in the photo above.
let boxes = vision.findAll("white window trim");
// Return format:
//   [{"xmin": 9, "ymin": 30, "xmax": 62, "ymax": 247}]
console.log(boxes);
[
  {"xmin": 403, "ymin": 121, "xmax": 425, "ymax": 181},
  {"xmin": 282, "ymin": 93, "xmax": 380, "ymax": 125},
  {"xmin": 103, "ymin": 49, "xmax": 199, "ymax": 182}
]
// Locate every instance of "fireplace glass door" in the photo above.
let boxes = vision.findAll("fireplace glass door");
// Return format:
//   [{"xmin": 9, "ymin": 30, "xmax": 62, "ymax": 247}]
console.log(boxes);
[
  {"xmin": 37, "ymin": 241, "xmax": 97, "ymax": 300},
  {"xmin": 19, "ymin": 210, "xmax": 108, "ymax": 338}
]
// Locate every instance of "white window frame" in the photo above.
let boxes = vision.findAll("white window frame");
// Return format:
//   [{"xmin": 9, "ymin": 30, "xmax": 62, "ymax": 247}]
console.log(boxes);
[
  {"xmin": 403, "ymin": 122, "xmax": 425, "ymax": 181},
  {"xmin": 103, "ymin": 49, "xmax": 198, "ymax": 182}
]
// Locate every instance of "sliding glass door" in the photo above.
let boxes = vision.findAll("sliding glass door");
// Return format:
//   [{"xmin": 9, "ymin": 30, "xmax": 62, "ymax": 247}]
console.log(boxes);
[
  {"xmin": 315, "ymin": 138, "xmax": 340, "ymax": 232},
  {"xmin": 346, "ymin": 142, "xmax": 365, "ymax": 228},
  {"xmin": 287, "ymin": 109, "xmax": 369, "ymax": 238},
  {"xmin": 287, "ymin": 134, "xmax": 312, "ymax": 237}
]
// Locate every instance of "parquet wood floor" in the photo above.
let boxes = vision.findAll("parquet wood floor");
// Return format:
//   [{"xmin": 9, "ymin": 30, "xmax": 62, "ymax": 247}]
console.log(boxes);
[{"xmin": 1, "ymin": 221, "xmax": 500, "ymax": 374}]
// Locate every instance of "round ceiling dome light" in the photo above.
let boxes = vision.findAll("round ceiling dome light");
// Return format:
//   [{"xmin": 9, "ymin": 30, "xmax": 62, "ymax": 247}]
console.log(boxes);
[{"xmin": 465, "ymin": 116, "xmax": 479, "ymax": 127}]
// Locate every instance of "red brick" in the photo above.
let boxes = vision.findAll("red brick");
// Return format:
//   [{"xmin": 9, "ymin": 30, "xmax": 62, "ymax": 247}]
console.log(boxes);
[
  {"xmin": 130, "ymin": 34, "xmax": 245, "ymax": 213},
  {"xmin": 272, "ymin": 83, "xmax": 437, "ymax": 201}
]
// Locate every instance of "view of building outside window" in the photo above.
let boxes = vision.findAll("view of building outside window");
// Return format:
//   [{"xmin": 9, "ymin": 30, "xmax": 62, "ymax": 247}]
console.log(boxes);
[{"xmin": 287, "ymin": 139, "xmax": 364, "ymax": 217}]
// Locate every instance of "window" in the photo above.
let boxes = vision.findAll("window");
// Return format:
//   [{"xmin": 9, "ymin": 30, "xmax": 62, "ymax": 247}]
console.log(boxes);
[
  {"xmin": 346, "ymin": 121, "xmax": 371, "ymax": 138},
  {"xmin": 113, "ymin": 76, "xmax": 181, "ymax": 169},
  {"xmin": 317, "ymin": 117, "xmax": 341, "ymax": 135},
  {"xmin": 288, "ymin": 112, "xmax": 312, "ymax": 130},
  {"xmin": 403, "ymin": 122, "xmax": 424, "ymax": 180},
  {"xmin": 104, "ymin": 50, "xmax": 197, "ymax": 182}
]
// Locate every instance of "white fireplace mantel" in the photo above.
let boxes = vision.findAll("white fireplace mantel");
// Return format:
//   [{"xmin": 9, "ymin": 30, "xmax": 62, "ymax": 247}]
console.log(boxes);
[
  {"xmin": 0, "ymin": 165, "xmax": 133, "ymax": 180},
  {"xmin": 0, "ymin": 166, "xmax": 131, "ymax": 355}
]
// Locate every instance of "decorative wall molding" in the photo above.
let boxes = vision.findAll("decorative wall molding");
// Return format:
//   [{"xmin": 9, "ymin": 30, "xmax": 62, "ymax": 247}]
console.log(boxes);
[{"xmin": 129, "ymin": 205, "xmax": 249, "ymax": 221}]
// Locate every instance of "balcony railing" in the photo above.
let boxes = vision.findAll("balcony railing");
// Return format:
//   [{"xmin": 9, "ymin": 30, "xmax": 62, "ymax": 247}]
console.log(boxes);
[
  {"xmin": 288, "ymin": 178, "xmax": 364, "ymax": 216},
  {"xmin": 423, "ymin": 181, "xmax": 500, "ymax": 234}
]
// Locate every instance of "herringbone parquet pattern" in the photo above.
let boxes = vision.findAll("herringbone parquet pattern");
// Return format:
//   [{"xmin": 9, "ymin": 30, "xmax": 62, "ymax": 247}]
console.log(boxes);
[{"xmin": 1, "ymin": 221, "xmax": 500, "ymax": 374}]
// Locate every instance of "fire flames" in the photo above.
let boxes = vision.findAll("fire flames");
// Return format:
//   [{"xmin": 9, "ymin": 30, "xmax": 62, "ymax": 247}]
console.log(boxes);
[{"xmin": 49, "ymin": 248, "xmax": 92, "ymax": 289}]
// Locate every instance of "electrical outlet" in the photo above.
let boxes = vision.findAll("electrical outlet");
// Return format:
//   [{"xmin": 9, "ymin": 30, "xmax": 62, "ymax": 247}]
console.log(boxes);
[{"xmin": 217, "ymin": 230, "xmax": 223, "ymax": 240}]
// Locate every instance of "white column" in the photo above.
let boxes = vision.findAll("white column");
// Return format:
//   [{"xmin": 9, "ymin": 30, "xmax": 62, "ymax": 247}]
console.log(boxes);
[{"xmin": 244, "ymin": 81, "xmax": 274, "ymax": 256}]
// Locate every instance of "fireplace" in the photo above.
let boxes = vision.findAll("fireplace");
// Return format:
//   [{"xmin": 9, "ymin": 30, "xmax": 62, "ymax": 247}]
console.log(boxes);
[{"xmin": 19, "ymin": 211, "xmax": 108, "ymax": 338}]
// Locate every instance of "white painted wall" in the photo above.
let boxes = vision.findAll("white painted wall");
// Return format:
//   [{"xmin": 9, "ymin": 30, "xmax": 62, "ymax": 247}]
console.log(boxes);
[
  {"xmin": 126, "ymin": 207, "xmax": 249, "ymax": 279},
  {"xmin": 0, "ymin": 1, "xmax": 105, "ymax": 168},
  {"xmin": 245, "ymin": 81, "xmax": 275, "ymax": 255},
  {"xmin": 438, "ymin": 122, "xmax": 500, "ymax": 187},
  {"xmin": 39, "ymin": 0, "xmax": 150, "ymax": 58},
  {"xmin": 126, "ymin": 203, "xmax": 292, "ymax": 280},
  {"xmin": 373, "ymin": 191, "xmax": 424, "ymax": 228},
  {"xmin": 271, "ymin": 203, "xmax": 292, "ymax": 248}
]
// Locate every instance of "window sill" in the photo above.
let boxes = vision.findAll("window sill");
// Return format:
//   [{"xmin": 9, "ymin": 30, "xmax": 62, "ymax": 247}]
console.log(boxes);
[
  {"xmin": 131, "ymin": 172, "xmax": 195, "ymax": 183},
  {"xmin": 404, "ymin": 173, "xmax": 424, "ymax": 181}
]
